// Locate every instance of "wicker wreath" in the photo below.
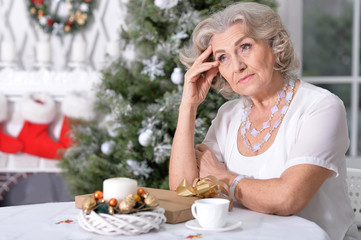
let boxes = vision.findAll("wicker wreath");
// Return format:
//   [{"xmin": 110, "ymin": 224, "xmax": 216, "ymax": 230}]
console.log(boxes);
[{"xmin": 78, "ymin": 207, "xmax": 166, "ymax": 236}]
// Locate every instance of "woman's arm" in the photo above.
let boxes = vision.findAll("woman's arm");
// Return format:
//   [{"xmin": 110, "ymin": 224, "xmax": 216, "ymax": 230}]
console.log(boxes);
[
  {"xmin": 196, "ymin": 143, "xmax": 332, "ymax": 216},
  {"xmin": 169, "ymin": 103, "xmax": 199, "ymax": 190},
  {"xmin": 169, "ymin": 46, "xmax": 219, "ymax": 190},
  {"xmin": 233, "ymin": 164, "xmax": 332, "ymax": 215}
]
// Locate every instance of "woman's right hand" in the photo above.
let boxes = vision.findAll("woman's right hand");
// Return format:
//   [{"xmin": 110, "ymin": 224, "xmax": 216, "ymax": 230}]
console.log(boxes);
[{"xmin": 182, "ymin": 45, "xmax": 219, "ymax": 106}]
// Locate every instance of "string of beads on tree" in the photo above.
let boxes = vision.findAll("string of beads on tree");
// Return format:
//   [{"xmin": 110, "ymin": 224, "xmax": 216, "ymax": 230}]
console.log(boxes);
[{"xmin": 28, "ymin": 0, "xmax": 95, "ymax": 35}]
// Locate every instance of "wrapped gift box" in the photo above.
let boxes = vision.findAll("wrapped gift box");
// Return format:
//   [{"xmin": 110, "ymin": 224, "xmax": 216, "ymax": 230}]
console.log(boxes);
[{"xmin": 75, "ymin": 187, "xmax": 233, "ymax": 224}]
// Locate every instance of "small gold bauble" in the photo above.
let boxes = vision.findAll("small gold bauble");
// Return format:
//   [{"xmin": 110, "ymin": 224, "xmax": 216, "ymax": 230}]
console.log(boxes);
[
  {"xmin": 108, "ymin": 206, "xmax": 115, "ymax": 215},
  {"xmin": 134, "ymin": 194, "xmax": 141, "ymax": 202},
  {"xmin": 77, "ymin": 18, "xmax": 85, "ymax": 26},
  {"xmin": 127, "ymin": 195, "xmax": 136, "ymax": 206},
  {"xmin": 64, "ymin": 25, "xmax": 71, "ymax": 32},
  {"xmin": 144, "ymin": 195, "xmax": 158, "ymax": 208},
  {"xmin": 30, "ymin": 8, "xmax": 36, "ymax": 15},
  {"xmin": 119, "ymin": 200, "xmax": 132, "ymax": 212}
]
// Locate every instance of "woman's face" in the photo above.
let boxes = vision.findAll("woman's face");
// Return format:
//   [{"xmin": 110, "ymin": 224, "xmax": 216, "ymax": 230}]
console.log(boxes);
[{"xmin": 211, "ymin": 23, "xmax": 279, "ymax": 98}]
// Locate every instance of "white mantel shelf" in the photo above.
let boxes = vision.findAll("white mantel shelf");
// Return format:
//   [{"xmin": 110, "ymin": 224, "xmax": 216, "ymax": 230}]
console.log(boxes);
[{"xmin": 0, "ymin": 69, "xmax": 101, "ymax": 100}]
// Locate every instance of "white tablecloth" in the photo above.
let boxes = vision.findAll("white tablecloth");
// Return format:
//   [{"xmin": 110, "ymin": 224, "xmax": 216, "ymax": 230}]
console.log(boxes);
[{"xmin": 0, "ymin": 202, "xmax": 330, "ymax": 240}]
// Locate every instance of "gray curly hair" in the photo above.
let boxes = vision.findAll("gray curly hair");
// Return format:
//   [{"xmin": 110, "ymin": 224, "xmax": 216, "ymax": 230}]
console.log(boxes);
[{"xmin": 180, "ymin": 2, "xmax": 299, "ymax": 99}]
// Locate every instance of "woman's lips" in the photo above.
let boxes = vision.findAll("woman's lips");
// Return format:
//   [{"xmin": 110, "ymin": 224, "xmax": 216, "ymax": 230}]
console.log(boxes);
[{"xmin": 238, "ymin": 74, "xmax": 254, "ymax": 84}]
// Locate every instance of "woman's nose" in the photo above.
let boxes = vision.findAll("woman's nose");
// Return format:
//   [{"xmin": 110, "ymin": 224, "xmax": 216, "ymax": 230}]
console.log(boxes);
[{"xmin": 232, "ymin": 55, "xmax": 246, "ymax": 72}]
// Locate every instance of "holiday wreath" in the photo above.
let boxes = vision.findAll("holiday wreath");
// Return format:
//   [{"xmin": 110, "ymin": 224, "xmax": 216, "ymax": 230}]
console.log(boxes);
[{"xmin": 28, "ymin": 0, "xmax": 95, "ymax": 35}]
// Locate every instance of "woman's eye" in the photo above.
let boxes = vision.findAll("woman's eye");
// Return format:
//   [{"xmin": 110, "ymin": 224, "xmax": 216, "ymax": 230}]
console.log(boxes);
[
  {"xmin": 241, "ymin": 43, "xmax": 251, "ymax": 52},
  {"xmin": 217, "ymin": 55, "xmax": 227, "ymax": 62}
]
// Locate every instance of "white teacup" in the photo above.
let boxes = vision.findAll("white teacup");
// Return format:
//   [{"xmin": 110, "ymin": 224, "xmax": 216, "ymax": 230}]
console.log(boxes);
[{"xmin": 191, "ymin": 198, "xmax": 230, "ymax": 229}]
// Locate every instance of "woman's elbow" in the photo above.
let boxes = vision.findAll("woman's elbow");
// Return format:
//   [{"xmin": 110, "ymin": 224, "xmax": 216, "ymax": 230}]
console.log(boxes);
[{"xmin": 272, "ymin": 192, "xmax": 309, "ymax": 216}]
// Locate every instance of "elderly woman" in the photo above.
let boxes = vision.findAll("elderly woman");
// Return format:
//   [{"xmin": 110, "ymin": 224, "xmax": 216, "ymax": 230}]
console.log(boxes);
[{"xmin": 169, "ymin": 2, "xmax": 358, "ymax": 240}]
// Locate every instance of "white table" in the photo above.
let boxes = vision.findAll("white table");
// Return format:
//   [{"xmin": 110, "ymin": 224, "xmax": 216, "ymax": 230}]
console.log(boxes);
[{"xmin": 0, "ymin": 202, "xmax": 330, "ymax": 240}]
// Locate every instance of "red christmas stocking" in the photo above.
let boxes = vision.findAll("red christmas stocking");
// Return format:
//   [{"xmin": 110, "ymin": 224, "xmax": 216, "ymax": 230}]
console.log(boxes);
[
  {"xmin": 17, "ymin": 93, "xmax": 64, "ymax": 159},
  {"xmin": 59, "ymin": 91, "xmax": 95, "ymax": 148},
  {"xmin": 0, "ymin": 93, "xmax": 23, "ymax": 153}
]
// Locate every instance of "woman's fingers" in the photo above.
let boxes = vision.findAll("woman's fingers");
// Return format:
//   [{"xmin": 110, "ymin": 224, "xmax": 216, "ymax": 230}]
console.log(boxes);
[
  {"xmin": 181, "ymin": 45, "xmax": 219, "ymax": 105},
  {"xmin": 186, "ymin": 62, "xmax": 219, "ymax": 83},
  {"xmin": 196, "ymin": 144, "xmax": 209, "ymax": 152},
  {"xmin": 194, "ymin": 45, "xmax": 214, "ymax": 65},
  {"xmin": 204, "ymin": 65, "xmax": 219, "ymax": 84}
]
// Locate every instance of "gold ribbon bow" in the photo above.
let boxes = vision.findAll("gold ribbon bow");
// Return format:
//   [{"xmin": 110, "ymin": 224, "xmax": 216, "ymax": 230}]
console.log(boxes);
[{"xmin": 176, "ymin": 176, "xmax": 228, "ymax": 198}]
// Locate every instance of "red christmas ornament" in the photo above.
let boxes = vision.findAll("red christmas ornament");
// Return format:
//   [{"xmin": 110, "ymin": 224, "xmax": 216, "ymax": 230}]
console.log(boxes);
[
  {"xmin": 137, "ymin": 188, "xmax": 146, "ymax": 196},
  {"xmin": 94, "ymin": 191, "xmax": 103, "ymax": 200},
  {"xmin": 108, "ymin": 198, "xmax": 118, "ymax": 207},
  {"xmin": 47, "ymin": 19, "xmax": 54, "ymax": 26}
]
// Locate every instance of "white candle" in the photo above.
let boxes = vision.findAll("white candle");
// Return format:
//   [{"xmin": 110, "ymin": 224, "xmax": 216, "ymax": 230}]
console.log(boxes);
[
  {"xmin": 103, "ymin": 177, "xmax": 138, "ymax": 202},
  {"xmin": 36, "ymin": 41, "xmax": 51, "ymax": 62},
  {"xmin": 1, "ymin": 41, "xmax": 16, "ymax": 62},
  {"xmin": 71, "ymin": 41, "xmax": 87, "ymax": 62}
]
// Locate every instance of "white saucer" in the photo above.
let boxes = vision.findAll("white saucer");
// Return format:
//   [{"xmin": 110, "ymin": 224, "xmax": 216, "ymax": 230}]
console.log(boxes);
[{"xmin": 185, "ymin": 220, "xmax": 242, "ymax": 232}]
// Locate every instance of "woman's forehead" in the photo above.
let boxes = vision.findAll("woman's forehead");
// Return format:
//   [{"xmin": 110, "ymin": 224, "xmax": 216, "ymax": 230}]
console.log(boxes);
[{"xmin": 211, "ymin": 23, "xmax": 248, "ymax": 49}]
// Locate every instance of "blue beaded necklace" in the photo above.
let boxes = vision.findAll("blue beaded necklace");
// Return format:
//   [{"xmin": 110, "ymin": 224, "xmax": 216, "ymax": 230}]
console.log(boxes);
[{"xmin": 240, "ymin": 79, "xmax": 295, "ymax": 152}]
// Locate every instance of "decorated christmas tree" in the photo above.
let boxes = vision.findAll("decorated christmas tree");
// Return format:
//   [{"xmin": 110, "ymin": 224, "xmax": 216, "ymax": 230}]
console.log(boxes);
[{"xmin": 60, "ymin": 0, "xmax": 277, "ymax": 195}]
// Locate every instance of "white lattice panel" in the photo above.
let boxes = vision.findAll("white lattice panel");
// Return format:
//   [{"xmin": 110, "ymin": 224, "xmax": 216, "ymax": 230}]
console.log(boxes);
[{"xmin": 0, "ymin": 0, "xmax": 126, "ymax": 71}]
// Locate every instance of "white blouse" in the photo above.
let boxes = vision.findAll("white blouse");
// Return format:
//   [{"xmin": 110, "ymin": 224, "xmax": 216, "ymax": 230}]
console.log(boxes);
[{"xmin": 203, "ymin": 80, "xmax": 357, "ymax": 240}]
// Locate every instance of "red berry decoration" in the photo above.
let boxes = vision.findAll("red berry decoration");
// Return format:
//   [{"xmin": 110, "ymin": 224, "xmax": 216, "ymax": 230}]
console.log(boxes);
[
  {"xmin": 94, "ymin": 190, "xmax": 103, "ymax": 200},
  {"xmin": 65, "ymin": 20, "xmax": 73, "ymax": 26},
  {"xmin": 137, "ymin": 188, "xmax": 146, "ymax": 196},
  {"xmin": 32, "ymin": 0, "xmax": 44, "ymax": 4},
  {"xmin": 108, "ymin": 198, "xmax": 118, "ymax": 207},
  {"xmin": 47, "ymin": 19, "xmax": 54, "ymax": 26}
]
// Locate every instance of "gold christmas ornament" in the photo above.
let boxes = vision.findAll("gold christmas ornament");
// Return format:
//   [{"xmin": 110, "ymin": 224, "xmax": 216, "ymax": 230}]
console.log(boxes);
[
  {"xmin": 134, "ymin": 194, "xmax": 141, "ymax": 202},
  {"xmin": 77, "ymin": 18, "xmax": 85, "ymax": 25},
  {"xmin": 64, "ymin": 25, "xmax": 71, "ymax": 32},
  {"xmin": 144, "ymin": 195, "xmax": 158, "ymax": 208},
  {"xmin": 30, "ymin": 8, "xmax": 36, "ymax": 15},
  {"xmin": 119, "ymin": 201, "xmax": 133, "ymax": 213},
  {"xmin": 82, "ymin": 197, "xmax": 97, "ymax": 214},
  {"xmin": 108, "ymin": 206, "xmax": 115, "ymax": 215}
]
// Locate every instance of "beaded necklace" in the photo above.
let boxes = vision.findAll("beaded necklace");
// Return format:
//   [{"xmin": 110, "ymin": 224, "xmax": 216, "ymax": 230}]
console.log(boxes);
[{"xmin": 240, "ymin": 79, "xmax": 295, "ymax": 152}]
